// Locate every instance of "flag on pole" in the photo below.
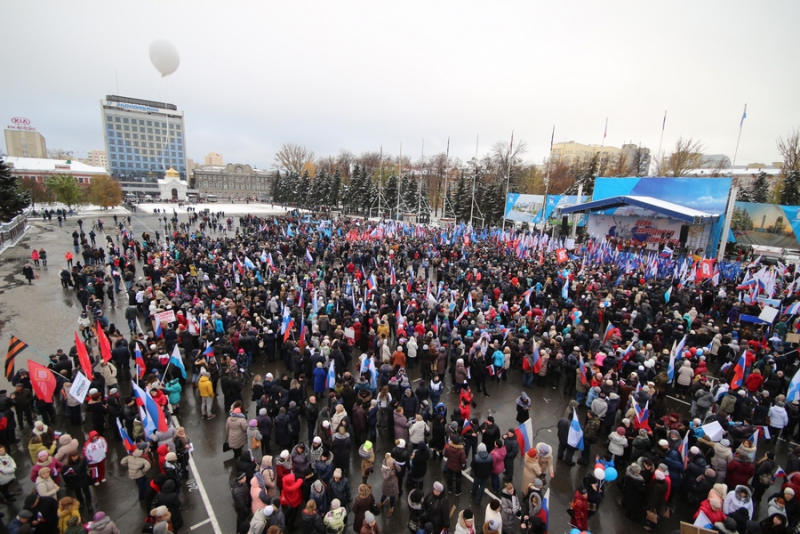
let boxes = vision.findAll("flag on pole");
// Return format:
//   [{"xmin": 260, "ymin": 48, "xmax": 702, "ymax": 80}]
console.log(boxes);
[
  {"xmin": 664, "ymin": 285, "xmax": 672, "ymax": 303},
  {"xmin": 154, "ymin": 320, "xmax": 163, "ymax": 339},
  {"xmin": 74, "ymin": 332, "xmax": 94, "ymax": 380},
  {"xmin": 740, "ymin": 104, "xmax": 747, "ymax": 128},
  {"xmin": 786, "ymin": 366, "xmax": 800, "ymax": 402},
  {"xmin": 305, "ymin": 248, "xmax": 314, "ymax": 263},
  {"xmin": 532, "ymin": 343, "xmax": 542, "ymax": 374},
  {"xmin": 680, "ymin": 427, "xmax": 690, "ymax": 469},
  {"xmin": 543, "ymin": 488, "xmax": 550, "ymax": 533},
  {"xmin": 773, "ymin": 467, "xmax": 788, "ymax": 483},
  {"xmin": 97, "ymin": 323, "xmax": 112, "ymax": 363},
  {"xmin": 515, "ymin": 418, "xmax": 535, "ymax": 454},
  {"xmin": 578, "ymin": 358, "xmax": 588, "ymax": 387},
  {"xmin": 169, "ymin": 345, "xmax": 186, "ymax": 379},
  {"xmin": 5, "ymin": 336, "xmax": 28, "ymax": 379},
  {"xmin": 327, "ymin": 361, "xmax": 336, "ymax": 389},
  {"xmin": 132, "ymin": 380, "xmax": 168, "ymax": 433},
  {"xmin": 567, "ymin": 408, "xmax": 584, "ymax": 451},
  {"xmin": 603, "ymin": 322, "xmax": 615, "ymax": 344},
  {"xmin": 116, "ymin": 418, "xmax": 137, "ymax": 454},
  {"xmin": 135, "ymin": 348, "xmax": 146, "ymax": 379},
  {"xmin": 28, "ymin": 360, "xmax": 57, "ymax": 403},
  {"xmin": 603, "ymin": 117, "xmax": 608, "ymax": 138},
  {"xmin": 731, "ymin": 351, "xmax": 747, "ymax": 389},
  {"xmin": 634, "ymin": 401, "xmax": 650, "ymax": 425},
  {"xmin": 662, "ymin": 110, "xmax": 667, "ymax": 131}
]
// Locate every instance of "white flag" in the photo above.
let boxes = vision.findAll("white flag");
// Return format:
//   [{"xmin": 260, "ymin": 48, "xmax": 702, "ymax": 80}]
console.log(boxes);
[{"xmin": 69, "ymin": 371, "xmax": 91, "ymax": 404}]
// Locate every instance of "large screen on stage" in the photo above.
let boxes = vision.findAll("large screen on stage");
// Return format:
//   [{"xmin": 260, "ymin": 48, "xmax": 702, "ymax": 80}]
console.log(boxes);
[
  {"xmin": 593, "ymin": 177, "xmax": 732, "ymax": 215},
  {"xmin": 504, "ymin": 194, "xmax": 544, "ymax": 222},
  {"xmin": 730, "ymin": 201, "xmax": 800, "ymax": 249}
]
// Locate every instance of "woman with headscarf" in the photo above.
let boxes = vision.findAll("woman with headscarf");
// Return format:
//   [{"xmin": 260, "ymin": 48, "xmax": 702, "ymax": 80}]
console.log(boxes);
[
  {"xmin": 378, "ymin": 453, "xmax": 401, "ymax": 517},
  {"xmin": 516, "ymin": 393, "xmax": 531, "ymax": 424},
  {"xmin": 153, "ymin": 478, "xmax": 183, "ymax": 531}
]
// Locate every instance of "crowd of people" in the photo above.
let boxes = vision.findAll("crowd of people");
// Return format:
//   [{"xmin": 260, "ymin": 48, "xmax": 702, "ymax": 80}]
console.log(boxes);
[{"xmin": 5, "ymin": 208, "xmax": 800, "ymax": 534}]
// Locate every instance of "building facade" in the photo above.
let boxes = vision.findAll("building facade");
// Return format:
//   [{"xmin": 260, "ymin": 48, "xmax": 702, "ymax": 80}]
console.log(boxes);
[
  {"xmin": 100, "ymin": 95, "xmax": 188, "ymax": 181},
  {"xmin": 551, "ymin": 141, "xmax": 621, "ymax": 164},
  {"xmin": 78, "ymin": 149, "xmax": 108, "ymax": 170},
  {"xmin": 194, "ymin": 163, "xmax": 275, "ymax": 200},
  {"xmin": 204, "ymin": 152, "xmax": 223, "ymax": 166},
  {"xmin": 4, "ymin": 122, "xmax": 47, "ymax": 158},
  {"xmin": 4, "ymin": 157, "xmax": 108, "ymax": 185}
]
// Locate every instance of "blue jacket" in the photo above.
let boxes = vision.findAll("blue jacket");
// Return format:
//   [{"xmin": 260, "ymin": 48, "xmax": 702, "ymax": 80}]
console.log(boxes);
[
  {"xmin": 663, "ymin": 449, "xmax": 685, "ymax": 488},
  {"xmin": 164, "ymin": 379, "xmax": 182, "ymax": 405},
  {"xmin": 491, "ymin": 350, "xmax": 505, "ymax": 367},
  {"xmin": 313, "ymin": 367, "xmax": 327, "ymax": 392}
]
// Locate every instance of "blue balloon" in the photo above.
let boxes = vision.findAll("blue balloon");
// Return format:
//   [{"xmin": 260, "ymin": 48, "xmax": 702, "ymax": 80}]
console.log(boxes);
[
  {"xmin": 570, "ymin": 530, "xmax": 581, "ymax": 534},
  {"xmin": 605, "ymin": 467, "xmax": 618, "ymax": 482}
]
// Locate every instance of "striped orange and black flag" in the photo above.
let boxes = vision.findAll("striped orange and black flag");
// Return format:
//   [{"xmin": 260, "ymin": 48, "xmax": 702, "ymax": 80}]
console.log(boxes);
[{"xmin": 5, "ymin": 336, "xmax": 28, "ymax": 379}]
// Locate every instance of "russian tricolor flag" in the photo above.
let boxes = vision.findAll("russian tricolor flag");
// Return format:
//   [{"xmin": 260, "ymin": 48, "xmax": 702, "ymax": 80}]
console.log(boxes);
[
  {"xmin": 154, "ymin": 320, "xmax": 163, "ymax": 339},
  {"xmin": 116, "ymin": 418, "xmax": 137, "ymax": 454},
  {"xmin": 202, "ymin": 342, "xmax": 214, "ymax": 361},
  {"xmin": 773, "ymin": 467, "xmax": 788, "ymax": 483},
  {"xmin": 132, "ymin": 380, "xmax": 168, "ymax": 434},
  {"xmin": 135, "ymin": 348, "xmax": 146, "ymax": 379},
  {"xmin": 731, "ymin": 351, "xmax": 747, "ymax": 389},
  {"xmin": 603, "ymin": 322, "xmax": 615, "ymax": 344},
  {"xmin": 532, "ymin": 343, "xmax": 542, "ymax": 374},
  {"xmin": 522, "ymin": 288, "xmax": 533, "ymax": 307},
  {"xmin": 515, "ymin": 418, "xmax": 534, "ymax": 453},
  {"xmin": 634, "ymin": 400, "xmax": 649, "ymax": 425},
  {"xmin": 305, "ymin": 248, "xmax": 314, "ymax": 263},
  {"xmin": 578, "ymin": 358, "xmax": 588, "ymax": 387}
]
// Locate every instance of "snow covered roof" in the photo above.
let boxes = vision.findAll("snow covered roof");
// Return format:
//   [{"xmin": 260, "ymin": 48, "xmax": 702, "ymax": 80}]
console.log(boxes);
[
  {"xmin": 559, "ymin": 195, "xmax": 719, "ymax": 223},
  {"xmin": 4, "ymin": 157, "xmax": 108, "ymax": 174}
]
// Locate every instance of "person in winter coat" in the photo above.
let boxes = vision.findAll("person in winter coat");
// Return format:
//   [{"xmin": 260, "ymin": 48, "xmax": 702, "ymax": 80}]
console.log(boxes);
[
  {"xmin": 676, "ymin": 360, "xmax": 695, "ymax": 398},
  {"xmin": 622, "ymin": 463, "xmax": 647, "ymax": 521},
  {"xmin": 570, "ymin": 488, "xmax": 589, "ymax": 531},
  {"xmin": 489, "ymin": 441, "xmax": 507, "ymax": 494},
  {"xmin": 231, "ymin": 472, "xmax": 251, "ymax": 532},
  {"xmin": 471, "ymin": 443, "xmax": 493, "ymax": 506},
  {"xmin": 358, "ymin": 441, "xmax": 375, "ymax": 484},
  {"xmin": 752, "ymin": 452, "xmax": 777, "ymax": 502},
  {"xmin": 393, "ymin": 407, "xmax": 410, "ymax": 443},
  {"xmin": 663, "ymin": 448, "xmax": 685, "ymax": 490},
  {"xmin": 280, "ymin": 472, "xmax": 305, "ymax": 530},
  {"xmin": 724, "ymin": 485, "xmax": 754, "ymax": 519},
  {"xmin": 358, "ymin": 510, "xmax": 379, "ymax": 534},
  {"xmin": 608, "ymin": 427, "xmax": 628, "ymax": 460},
  {"xmin": 57, "ymin": 496, "xmax": 82, "ymax": 534},
  {"xmin": 152, "ymin": 478, "xmax": 183, "ymax": 531},
  {"xmin": 35, "ymin": 467, "xmax": 59, "ymax": 498},
  {"xmin": 30, "ymin": 450, "xmax": 63, "ymax": 486},
  {"xmin": 726, "ymin": 450, "xmax": 755, "ymax": 488},
  {"xmin": 54, "ymin": 434, "xmax": 80, "ymax": 464},
  {"xmin": 516, "ymin": 393, "xmax": 531, "ymax": 424},
  {"xmin": 226, "ymin": 406, "xmax": 249, "ymax": 458},
  {"xmin": 444, "ymin": 436, "xmax": 467, "ymax": 494},
  {"xmin": 645, "ymin": 470, "xmax": 670, "ymax": 531},
  {"xmin": 247, "ymin": 420, "xmax": 264, "ymax": 464},
  {"xmin": 120, "ymin": 447, "xmax": 151, "ymax": 501},
  {"xmin": 422, "ymin": 483, "xmax": 450, "ymax": 534},
  {"xmin": 86, "ymin": 512, "xmax": 121, "ymax": 534},
  {"xmin": 499, "ymin": 483, "xmax": 521, "ymax": 534},
  {"xmin": 301, "ymin": 500, "xmax": 325, "ymax": 534},
  {"xmin": 454, "ymin": 509, "xmax": 476, "ymax": 534},
  {"xmin": 83, "ymin": 431, "xmax": 108, "ymax": 486},
  {"xmin": 769, "ymin": 401, "xmax": 789, "ymax": 440},
  {"xmin": 379, "ymin": 454, "xmax": 401, "ymax": 516},
  {"xmin": 324, "ymin": 499, "xmax": 347, "ymax": 534},
  {"xmin": 351, "ymin": 484, "xmax": 375, "ymax": 534},
  {"xmin": 0, "ymin": 445, "xmax": 16, "ymax": 504},
  {"xmin": 502, "ymin": 429, "xmax": 520, "ymax": 479},
  {"xmin": 408, "ymin": 415, "xmax": 429, "ymax": 447},
  {"xmin": 694, "ymin": 496, "xmax": 727, "ymax": 527}
]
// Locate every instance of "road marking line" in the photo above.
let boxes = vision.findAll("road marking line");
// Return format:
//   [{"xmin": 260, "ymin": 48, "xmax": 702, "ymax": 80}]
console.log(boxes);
[
  {"xmin": 172, "ymin": 413, "xmax": 223, "ymax": 534},
  {"xmin": 135, "ymin": 316, "xmax": 221, "ymax": 534},
  {"xmin": 190, "ymin": 518, "xmax": 212, "ymax": 531}
]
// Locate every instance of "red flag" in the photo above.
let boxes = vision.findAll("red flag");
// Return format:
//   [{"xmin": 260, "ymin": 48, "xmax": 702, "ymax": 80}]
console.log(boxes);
[
  {"xmin": 555, "ymin": 249, "xmax": 568, "ymax": 263},
  {"xmin": 28, "ymin": 360, "xmax": 56, "ymax": 403},
  {"xmin": 74, "ymin": 332, "xmax": 94, "ymax": 381},
  {"xmin": 696, "ymin": 259, "xmax": 715, "ymax": 280},
  {"xmin": 96, "ymin": 323, "xmax": 112, "ymax": 363}
]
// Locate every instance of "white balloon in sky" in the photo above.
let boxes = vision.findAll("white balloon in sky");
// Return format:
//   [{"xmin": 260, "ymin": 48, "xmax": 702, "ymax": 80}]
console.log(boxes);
[{"xmin": 148, "ymin": 40, "xmax": 180, "ymax": 77}]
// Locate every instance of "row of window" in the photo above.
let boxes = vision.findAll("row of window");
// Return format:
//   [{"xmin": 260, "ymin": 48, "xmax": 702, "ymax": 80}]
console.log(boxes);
[
  {"xmin": 112, "ymin": 162, "xmax": 185, "ymax": 171},
  {"xmin": 110, "ymin": 154, "xmax": 183, "ymax": 165},
  {"xmin": 107, "ymin": 124, "xmax": 181, "ymax": 137},
  {"xmin": 109, "ymin": 145, "xmax": 183, "ymax": 157},
  {"xmin": 106, "ymin": 116, "xmax": 181, "ymax": 130},
  {"xmin": 200, "ymin": 183, "xmax": 268, "ymax": 190}
]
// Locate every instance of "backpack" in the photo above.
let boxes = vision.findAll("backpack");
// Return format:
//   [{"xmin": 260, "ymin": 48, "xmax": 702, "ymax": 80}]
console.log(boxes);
[{"xmin": 251, "ymin": 433, "xmax": 262, "ymax": 451}]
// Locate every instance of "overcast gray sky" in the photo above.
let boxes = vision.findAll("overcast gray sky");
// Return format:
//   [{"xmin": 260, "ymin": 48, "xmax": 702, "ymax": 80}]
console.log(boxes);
[{"xmin": 2, "ymin": 1, "xmax": 798, "ymax": 169}]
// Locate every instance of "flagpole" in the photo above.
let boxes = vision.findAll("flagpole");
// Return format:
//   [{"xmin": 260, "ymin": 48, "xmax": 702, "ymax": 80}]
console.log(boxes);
[
  {"xmin": 541, "ymin": 125, "xmax": 555, "ymax": 237},
  {"xmin": 502, "ymin": 131, "xmax": 514, "ymax": 231},
  {"xmin": 732, "ymin": 104, "xmax": 747, "ymax": 168},
  {"xmin": 656, "ymin": 110, "xmax": 666, "ymax": 174}
]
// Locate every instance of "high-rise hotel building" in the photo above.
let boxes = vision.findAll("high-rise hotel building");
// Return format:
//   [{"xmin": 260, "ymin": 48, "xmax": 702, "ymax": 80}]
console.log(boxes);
[{"xmin": 100, "ymin": 95, "xmax": 187, "ymax": 180}]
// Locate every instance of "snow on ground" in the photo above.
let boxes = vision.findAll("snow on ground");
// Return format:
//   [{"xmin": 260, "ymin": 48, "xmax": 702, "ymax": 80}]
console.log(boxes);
[
  {"xmin": 135, "ymin": 202, "xmax": 302, "ymax": 216},
  {"xmin": 28, "ymin": 203, "xmax": 132, "ymax": 216}
]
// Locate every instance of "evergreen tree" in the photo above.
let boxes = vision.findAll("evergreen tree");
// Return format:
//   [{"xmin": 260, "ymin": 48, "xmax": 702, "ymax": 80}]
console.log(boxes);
[
  {"xmin": 748, "ymin": 172, "xmax": 770, "ymax": 204},
  {"xmin": 781, "ymin": 169, "xmax": 800, "ymax": 206},
  {"xmin": 330, "ymin": 169, "xmax": 341, "ymax": 208},
  {"xmin": 454, "ymin": 173, "xmax": 470, "ymax": 221},
  {"xmin": 272, "ymin": 170, "xmax": 283, "ymax": 202},
  {"xmin": 310, "ymin": 170, "xmax": 327, "ymax": 207},
  {"xmin": 298, "ymin": 170, "xmax": 312, "ymax": 206},
  {"xmin": 384, "ymin": 174, "xmax": 399, "ymax": 217},
  {"xmin": 402, "ymin": 174, "xmax": 418, "ymax": 213},
  {"xmin": 0, "ymin": 158, "xmax": 31, "ymax": 221}
]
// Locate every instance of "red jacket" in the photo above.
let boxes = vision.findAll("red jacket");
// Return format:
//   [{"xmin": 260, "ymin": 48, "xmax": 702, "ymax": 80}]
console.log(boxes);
[
  {"xmin": 693, "ymin": 499, "xmax": 726, "ymax": 524},
  {"xmin": 570, "ymin": 491, "xmax": 589, "ymax": 530},
  {"xmin": 280, "ymin": 473, "xmax": 304, "ymax": 508},
  {"xmin": 744, "ymin": 373, "xmax": 764, "ymax": 393},
  {"xmin": 726, "ymin": 458, "xmax": 755, "ymax": 487}
]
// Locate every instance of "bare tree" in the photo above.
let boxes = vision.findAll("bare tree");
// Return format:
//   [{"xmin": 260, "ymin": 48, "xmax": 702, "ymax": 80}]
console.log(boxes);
[
  {"xmin": 544, "ymin": 158, "xmax": 574, "ymax": 195},
  {"xmin": 653, "ymin": 137, "xmax": 706, "ymax": 176},
  {"xmin": 47, "ymin": 148, "xmax": 73, "ymax": 160},
  {"xmin": 273, "ymin": 143, "xmax": 315, "ymax": 174},
  {"xmin": 316, "ymin": 155, "xmax": 338, "ymax": 175},
  {"xmin": 336, "ymin": 150, "xmax": 356, "ymax": 179},
  {"xmin": 777, "ymin": 129, "xmax": 800, "ymax": 173},
  {"xmin": 357, "ymin": 151, "xmax": 383, "ymax": 178}
]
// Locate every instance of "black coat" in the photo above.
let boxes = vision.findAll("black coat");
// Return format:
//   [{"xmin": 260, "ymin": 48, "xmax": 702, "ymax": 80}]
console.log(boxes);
[{"xmin": 230, "ymin": 479, "xmax": 251, "ymax": 511}]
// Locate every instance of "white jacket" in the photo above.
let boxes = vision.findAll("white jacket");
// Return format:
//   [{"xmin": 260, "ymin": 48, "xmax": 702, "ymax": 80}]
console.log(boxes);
[
  {"xmin": 0, "ymin": 454, "xmax": 16, "ymax": 485},
  {"xmin": 409, "ymin": 419, "xmax": 429, "ymax": 445},
  {"xmin": 723, "ymin": 486, "xmax": 754, "ymax": 518},
  {"xmin": 768, "ymin": 405, "xmax": 789, "ymax": 429},
  {"xmin": 608, "ymin": 432, "xmax": 628, "ymax": 456}
]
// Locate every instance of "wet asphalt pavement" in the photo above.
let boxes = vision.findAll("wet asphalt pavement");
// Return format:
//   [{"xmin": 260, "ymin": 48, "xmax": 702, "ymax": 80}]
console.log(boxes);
[{"xmin": 0, "ymin": 211, "xmax": 796, "ymax": 534}]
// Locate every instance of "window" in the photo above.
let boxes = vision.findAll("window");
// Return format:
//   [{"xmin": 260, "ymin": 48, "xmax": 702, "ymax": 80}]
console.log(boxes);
[
  {"xmin": 169, "ymin": 124, "xmax": 174, "ymax": 129},
  {"xmin": 124, "ymin": 125, "xmax": 130, "ymax": 131},
  {"xmin": 148, "ymin": 128, "xmax": 153, "ymax": 134},
  {"xmin": 106, "ymin": 116, "xmax": 112, "ymax": 122},
  {"xmin": 133, "ymin": 134, "xmax": 139, "ymax": 140},
  {"xmin": 124, "ymin": 133, "xmax": 130, "ymax": 139},
  {"xmin": 176, "ymin": 125, "xmax": 181, "ymax": 130},
  {"xmin": 132, "ymin": 126, "xmax": 137, "ymax": 132},
  {"xmin": 126, "ymin": 148, "xmax": 132, "ymax": 153},
  {"xmin": 156, "ymin": 136, "xmax": 161, "ymax": 142},
  {"xmin": 115, "ymin": 117, "xmax": 121, "ymax": 123},
  {"xmin": 161, "ymin": 122, "xmax": 166, "ymax": 128},
  {"xmin": 133, "ymin": 141, "xmax": 139, "ymax": 147},
  {"xmin": 139, "ymin": 120, "xmax": 144, "ymax": 125},
  {"xmin": 147, "ymin": 121, "xmax": 152, "ymax": 126},
  {"xmin": 115, "ymin": 125, "xmax": 121, "ymax": 131},
  {"xmin": 123, "ymin": 118, "xmax": 129, "ymax": 124}
]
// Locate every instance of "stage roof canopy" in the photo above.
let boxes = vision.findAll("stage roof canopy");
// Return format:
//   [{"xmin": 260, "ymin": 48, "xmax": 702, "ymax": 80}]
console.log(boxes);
[{"xmin": 558, "ymin": 195, "xmax": 720, "ymax": 223}]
